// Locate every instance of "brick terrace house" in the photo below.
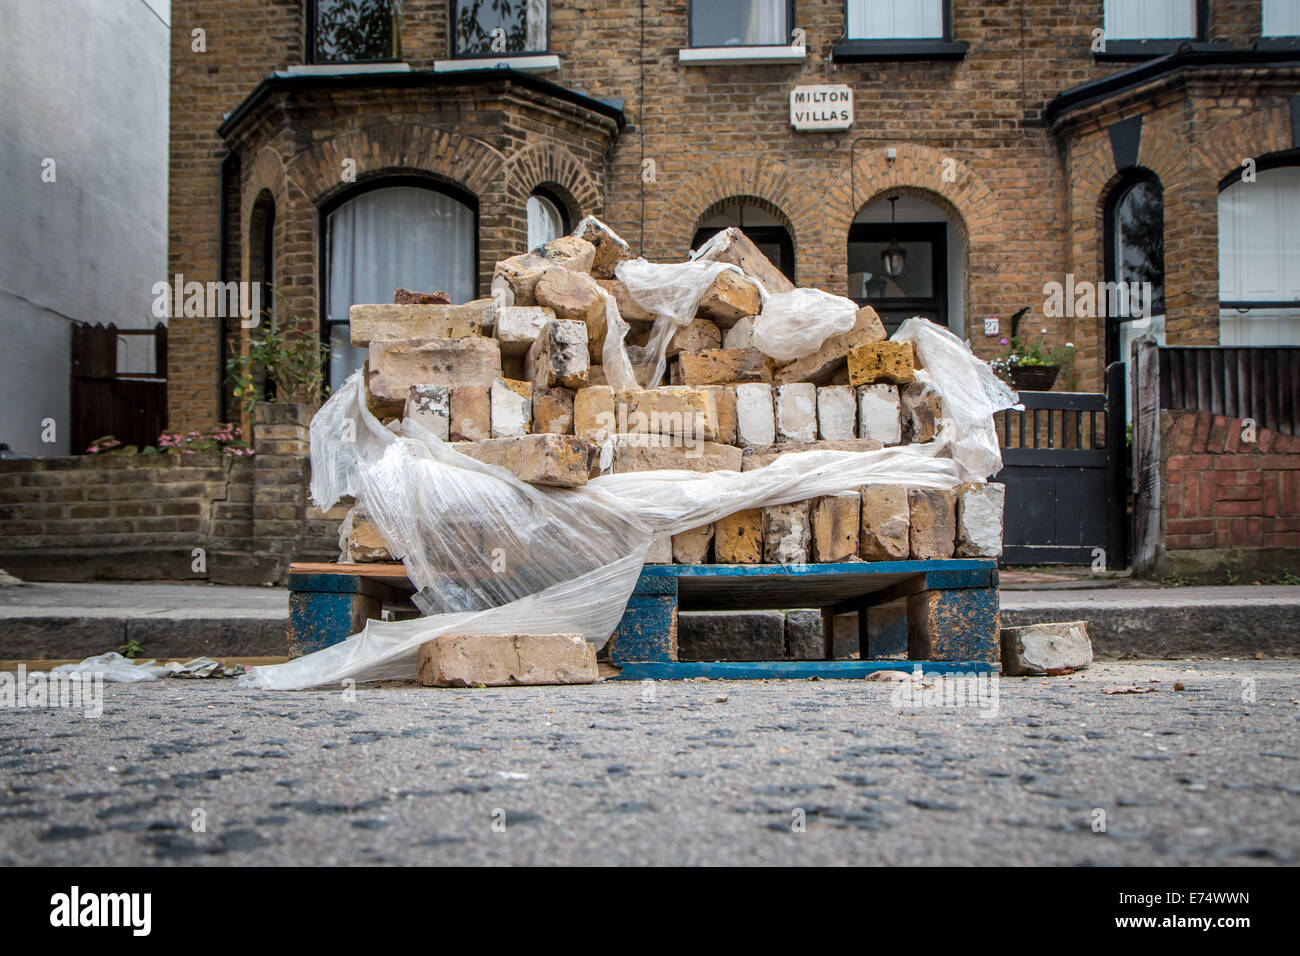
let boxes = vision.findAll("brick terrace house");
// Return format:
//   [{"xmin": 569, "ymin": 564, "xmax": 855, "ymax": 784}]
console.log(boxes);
[{"xmin": 167, "ymin": 0, "xmax": 1300, "ymax": 429}]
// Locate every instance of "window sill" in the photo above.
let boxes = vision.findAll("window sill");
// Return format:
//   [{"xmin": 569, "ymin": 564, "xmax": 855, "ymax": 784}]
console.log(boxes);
[
  {"xmin": 282, "ymin": 62, "xmax": 411, "ymax": 76},
  {"xmin": 433, "ymin": 55, "xmax": 560, "ymax": 74},
  {"xmin": 832, "ymin": 39, "xmax": 968, "ymax": 62},
  {"xmin": 1254, "ymin": 38, "xmax": 1300, "ymax": 51},
  {"xmin": 1093, "ymin": 40, "xmax": 1231, "ymax": 61},
  {"xmin": 678, "ymin": 46, "xmax": 806, "ymax": 66}
]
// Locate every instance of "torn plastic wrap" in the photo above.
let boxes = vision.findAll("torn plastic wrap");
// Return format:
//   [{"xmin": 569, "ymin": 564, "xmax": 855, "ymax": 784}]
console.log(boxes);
[
  {"xmin": 613, "ymin": 259, "xmax": 741, "ymax": 388},
  {"xmin": 240, "ymin": 312, "xmax": 1016, "ymax": 691},
  {"xmin": 51, "ymin": 653, "xmax": 170, "ymax": 683}
]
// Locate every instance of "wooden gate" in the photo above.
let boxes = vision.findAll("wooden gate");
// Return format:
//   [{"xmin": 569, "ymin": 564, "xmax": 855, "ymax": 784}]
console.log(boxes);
[
  {"xmin": 993, "ymin": 362, "xmax": 1128, "ymax": 567},
  {"xmin": 70, "ymin": 323, "xmax": 167, "ymax": 454}
]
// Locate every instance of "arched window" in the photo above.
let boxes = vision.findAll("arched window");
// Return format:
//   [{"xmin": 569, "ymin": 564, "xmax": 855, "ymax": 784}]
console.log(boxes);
[
  {"xmin": 1218, "ymin": 160, "xmax": 1300, "ymax": 345},
  {"xmin": 691, "ymin": 198, "xmax": 795, "ymax": 283},
  {"xmin": 248, "ymin": 192, "xmax": 276, "ymax": 331},
  {"xmin": 323, "ymin": 179, "xmax": 477, "ymax": 387},
  {"xmin": 1104, "ymin": 170, "xmax": 1166, "ymax": 366},
  {"xmin": 526, "ymin": 190, "xmax": 567, "ymax": 250}
]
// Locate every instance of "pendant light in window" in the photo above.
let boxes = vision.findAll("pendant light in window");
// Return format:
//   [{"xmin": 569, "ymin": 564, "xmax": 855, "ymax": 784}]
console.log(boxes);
[{"xmin": 881, "ymin": 195, "xmax": 906, "ymax": 279}]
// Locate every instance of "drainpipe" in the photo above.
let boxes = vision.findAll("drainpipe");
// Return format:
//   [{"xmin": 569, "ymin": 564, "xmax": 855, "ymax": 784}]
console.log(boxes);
[{"xmin": 217, "ymin": 149, "xmax": 236, "ymax": 424}]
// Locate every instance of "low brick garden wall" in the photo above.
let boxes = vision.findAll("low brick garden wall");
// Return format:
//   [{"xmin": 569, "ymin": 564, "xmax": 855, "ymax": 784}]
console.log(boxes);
[
  {"xmin": 0, "ymin": 404, "xmax": 339, "ymax": 585},
  {"xmin": 1157, "ymin": 408, "xmax": 1300, "ymax": 581}
]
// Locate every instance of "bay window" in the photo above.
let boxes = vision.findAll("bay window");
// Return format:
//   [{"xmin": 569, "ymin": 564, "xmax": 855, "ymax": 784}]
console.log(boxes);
[{"xmin": 1218, "ymin": 164, "xmax": 1300, "ymax": 345}]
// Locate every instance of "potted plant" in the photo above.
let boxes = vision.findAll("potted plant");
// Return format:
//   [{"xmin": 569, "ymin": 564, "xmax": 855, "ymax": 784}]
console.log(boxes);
[
  {"xmin": 226, "ymin": 323, "xmax": 329, "ymax": 415},
  {"xmin": 990, "ymin": 337, "xmax": 1076, "ymax": 392}
]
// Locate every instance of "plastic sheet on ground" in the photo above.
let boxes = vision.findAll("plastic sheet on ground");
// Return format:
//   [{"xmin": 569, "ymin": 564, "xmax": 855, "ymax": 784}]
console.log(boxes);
[
  {"xmin": 52, "ymin": 652, "xmax": 170, "ymax": 683},
  {"xmin": 50, "ymin": 653, "xmax": 248, "ymax": 682},
  {"xmin": 241, "ymin": 311, "xmax": 1016, "ymax": 691}
]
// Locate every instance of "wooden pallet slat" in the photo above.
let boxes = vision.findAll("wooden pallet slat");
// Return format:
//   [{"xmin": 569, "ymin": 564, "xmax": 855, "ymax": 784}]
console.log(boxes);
[{"xmin": 285, "ymin": 559, "xmax": 1002, "ymax": 678}]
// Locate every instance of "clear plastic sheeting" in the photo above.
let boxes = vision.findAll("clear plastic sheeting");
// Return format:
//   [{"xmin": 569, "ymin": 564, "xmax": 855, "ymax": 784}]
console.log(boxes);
[
  {"xmin": 895, "ymin": 318, "xmax": 1020, "ymax": 482},
  {"xmin": 240, "ymin": 314, "xmax": 1016, "ymax": 691},
  {"xmin": 613, "ymin": 259, "xmax": 743, "ymax": 388},
  {"xmin": 753, "ymin": 287, "xmax": 858, "ymax": 362},
  {"xmin": 52, "ymin": 652, "xmax": 170, "ymax": 683}
]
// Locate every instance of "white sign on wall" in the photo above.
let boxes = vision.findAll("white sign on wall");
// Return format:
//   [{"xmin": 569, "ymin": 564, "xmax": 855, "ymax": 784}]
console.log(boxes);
[{"xmin": 790, "ymin": 84, "xmax": 853, "ymax": 131}]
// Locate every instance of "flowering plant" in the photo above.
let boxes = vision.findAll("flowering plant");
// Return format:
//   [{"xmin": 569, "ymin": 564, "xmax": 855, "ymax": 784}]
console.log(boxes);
[
  {"xmin": 85, "ymin": 425, "xmax": 252, "ymax": 457},
  {"xmin": 990, "ymin": 336, "xmax": 1076, "ymax": 383}
]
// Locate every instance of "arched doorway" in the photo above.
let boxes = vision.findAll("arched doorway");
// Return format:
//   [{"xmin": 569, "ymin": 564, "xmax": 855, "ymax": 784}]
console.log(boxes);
[
  {"xmin": 321, "ymin": 177, "xmax": 478, "ymax": 387},
  {"xmin": 1218, "ymin": 159, "xmax": 1300, "ymax": 345},
  {"xmin": 691, "ymin": 198, "xmax": 795, "ymax": 284},
  {"xmin": 849, "ymin": 194, "xmax": 966, "ymax": 337}
]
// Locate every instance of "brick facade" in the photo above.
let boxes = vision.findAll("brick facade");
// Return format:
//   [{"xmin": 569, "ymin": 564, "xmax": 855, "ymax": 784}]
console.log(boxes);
[
  {"xmin": 165, "ymin": 1, "xmax": 1300, "ymax": 426},
  {"xmin": 1159, "ymin": 407, "xmax": 1300, "ymax": 578},
  {"xmin": 0, "ymin": 404, "xmax": 337, "ymax": 584}
]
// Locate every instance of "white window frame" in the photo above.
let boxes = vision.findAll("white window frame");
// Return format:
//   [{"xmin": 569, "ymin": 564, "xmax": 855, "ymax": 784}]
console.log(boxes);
[
  {"xmin": 1103, "ymin": 0, "xmax": 1198, "ymax": 41},
  {"xmin": 1262, "ymin": 0, "xmax": 1300, "ymax": 37},
  {"xmin": 680, "ymin": 0, "xmax": 805, "ymax": 65},
  {"xmin": 846, "ymin": 0, "xmax": 945, "ymax": 41}
]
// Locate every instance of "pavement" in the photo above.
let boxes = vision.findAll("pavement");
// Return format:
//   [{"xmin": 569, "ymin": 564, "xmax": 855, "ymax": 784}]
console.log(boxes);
[
  {"xmin": 1, "ymin": 660, "xmax": 1296, "ymax": 866},
  {"xmin": 2, "ymin": 578, "xmax": 1298, "ymax": 660}
]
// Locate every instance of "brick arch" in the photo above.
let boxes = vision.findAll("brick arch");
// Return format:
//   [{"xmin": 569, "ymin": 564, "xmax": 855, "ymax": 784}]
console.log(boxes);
[
  {"xmin": 240, "ymin": 144, "xmax": 291, "ymax": 236},
  {"xmin": 828, "ymin": 145, "xmax": 1000, "ymax": 248},
  {"xmin": 649, "ymin": 156, "xmax": 823, "ymax": 283},
  {"xmin": 1189, "ymin": 99, "xmax": 1296, "ymax": 186},
  {"xmin": 503, "ymin": 142, "xmax": 602, "ymax": 222},
  {"xmin": 281, "ymin": 122, "xmax": 509, "ymax": 302},
  {"xmin": 289, "ymin": 122, "xmax": 505, "ymax": 207},
  {"xmin": 693, "ymin": 194, "xmax": 797, "ymax": 238},
  {"xmin": 825, "ymin": 145, "xmax": 999, "ymax": 331}
]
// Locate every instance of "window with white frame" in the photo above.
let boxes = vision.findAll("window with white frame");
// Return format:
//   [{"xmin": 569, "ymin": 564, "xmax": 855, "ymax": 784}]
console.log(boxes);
[
  {"xmin": 847, "ymin": 0, "xmax": 943, "ymax": 40},
  {"xmin": 1103, "ymin": 0, "xmax": 1196, "ymax": 40},
  {"xmin": 453, "ymin": 0, "xmax": 548, "ymax": 57},
  {"xmin": 690, "ymin": 0, "xmax": 790, "ymax": 47},
  {"xmin": 324, "ymin": 184, "xmax": 477, "ymax": 387},
  {"xmin": 1218, "ymin": 165, "xmax": 1300, "ymax": 345},
  {"xmin": 1263, "ymin": 0, "xmax": 1300, "ymax": 36}
]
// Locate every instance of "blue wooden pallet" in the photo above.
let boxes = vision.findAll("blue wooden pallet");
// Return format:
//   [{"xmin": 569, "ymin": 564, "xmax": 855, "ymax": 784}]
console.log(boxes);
[
  {"xmin": 605, "ymin": 559, "xmax": 1000, "ymax": 680},
  {"xmin": 286, "ymin": 559, "xmax": 1000, "ymax": 680}
]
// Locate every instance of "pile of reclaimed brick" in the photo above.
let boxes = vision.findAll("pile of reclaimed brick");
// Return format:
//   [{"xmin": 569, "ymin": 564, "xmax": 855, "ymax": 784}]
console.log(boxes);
[{"xmin": 344, "ymin": 221, "xmax": 1004, "ymax": 569}]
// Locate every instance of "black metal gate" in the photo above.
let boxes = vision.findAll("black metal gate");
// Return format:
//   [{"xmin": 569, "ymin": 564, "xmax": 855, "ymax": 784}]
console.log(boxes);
[{"xmin": 994, "ymin": 362, "xmax": 1128, "ymax": 567}]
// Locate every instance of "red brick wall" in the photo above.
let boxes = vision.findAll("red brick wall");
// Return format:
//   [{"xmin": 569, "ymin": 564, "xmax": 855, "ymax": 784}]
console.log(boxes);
[{"xmin": 1162, "ymin": 408, "xmax": 1300, "ymax": 554}]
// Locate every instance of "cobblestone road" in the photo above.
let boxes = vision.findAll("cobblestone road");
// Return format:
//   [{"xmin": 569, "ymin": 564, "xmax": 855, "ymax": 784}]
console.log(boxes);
[{"xmin": 1, "ymin": 660, "xmax": 1297, "ymax": 865}]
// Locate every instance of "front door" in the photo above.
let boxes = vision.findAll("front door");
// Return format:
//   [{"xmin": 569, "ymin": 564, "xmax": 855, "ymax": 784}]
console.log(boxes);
[{"xmin": 847, "ymin": 221, "xmax": 947, "ymax": 334}]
